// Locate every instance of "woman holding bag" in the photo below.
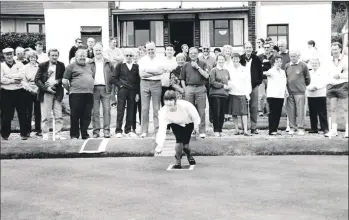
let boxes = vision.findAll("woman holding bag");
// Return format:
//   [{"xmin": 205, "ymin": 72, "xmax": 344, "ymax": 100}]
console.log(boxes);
[{"xmin": 209, "ymin": 54, "xmax": 231, "ymax": 137}]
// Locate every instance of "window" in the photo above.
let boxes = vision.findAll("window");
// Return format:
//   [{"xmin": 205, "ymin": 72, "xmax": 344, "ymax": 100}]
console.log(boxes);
[
  {"xmin": 200, "ymin": 19, "xmax": 244, "ymax": 47},
  {"xmin": 267, "ymin": 24, "xmax": 289, "ymax": 48},
  {"xmin": 121, "ymin": 21, "xmax": 164, "ymax": 47},
  {"xmin": 27, "ymin": 23, "xmax": 45, "ymax": 33}
]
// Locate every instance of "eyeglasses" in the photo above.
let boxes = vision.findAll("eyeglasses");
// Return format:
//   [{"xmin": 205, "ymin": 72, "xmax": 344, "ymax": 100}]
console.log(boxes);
[
  {"xmin": 125, "ymin": 55, "xmax": 133, "ymax": 57},
  {"xmin": 203, "ymin": 48, "xmax": 210, "ymax": 51},
  {"xmin": 78, "ymin": 42, "xmax": 82, "ymax": 44},
  {"xmin": 264, "ymin": 47, "xmax": 270, "ymax": 49}
]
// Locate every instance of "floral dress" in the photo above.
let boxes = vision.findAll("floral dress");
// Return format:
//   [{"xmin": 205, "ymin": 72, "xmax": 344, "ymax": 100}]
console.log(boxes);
[{"xmin": 169, "ymin": 65, "xmax": 184, "ymax": 99}]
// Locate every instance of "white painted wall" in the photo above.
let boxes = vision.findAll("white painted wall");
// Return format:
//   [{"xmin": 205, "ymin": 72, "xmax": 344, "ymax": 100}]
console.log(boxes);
[
  {"xmin": 257, "ymin": 2, "xmax": 332, "ymax": 64},
  {"xmin": 44, "ymin": 8, "xmax": 109, "ymax": 65},
  {"xmin": 118, "ymin": 1, "xmax": 248, "ymax": 9}
]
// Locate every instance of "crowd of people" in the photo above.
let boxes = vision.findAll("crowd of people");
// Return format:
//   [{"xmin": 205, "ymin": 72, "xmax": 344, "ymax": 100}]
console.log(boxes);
[{"xmin": 0, "ymin": 37, "xmax": 348, "ymax": 143}]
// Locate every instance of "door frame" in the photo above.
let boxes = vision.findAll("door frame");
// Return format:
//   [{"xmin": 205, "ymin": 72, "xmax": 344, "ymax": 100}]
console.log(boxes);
[{"xmin": 168, "ymin": 20, "xmax": 195, "ymax": 48}]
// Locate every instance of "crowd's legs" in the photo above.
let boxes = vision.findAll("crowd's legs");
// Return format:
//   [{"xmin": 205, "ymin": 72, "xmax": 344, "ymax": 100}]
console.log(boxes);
[
  {"xmin": 26, "ymin": 92, "xmax": 41, "ymax": 135},
  {"xmin": 267, "ymin": 97, "xmax": 284, "ymax": 135},
  {"xmin": 308, "ymin": 97, "xmax": 329, "ymax": 133},
  {"xmin": 41, "ymin": 93, "xmax": 64, "ymax": 139},
  {"xmin": 258, "ymin": 79, "xmax": 269, "ymax": 116},
  {"xmin": 115, "ymin": 87, "xmax": 136, "ymax": 136},
  {"xmin": 205, "ymin": 83, "xmax": 213, "ymax": 123},
  {"xmin": 92, "ymin": 86, "xmax": 111, "ymax": 137},
  {"xmin": 132, "ymin": 97, "xmax": 141, "ymax": 133},
  {"xmin": 249, "ymin": 86, "xmax": 259, "ymax": 132},
  {"xmin": 69, "ymin": 93, "xmax": 93, "ymax": 139},
  {"xmin": 184, "ymin": 85, "xmax": 206, "ymax": 136},
  {"xmin": 1, "ymin": 89, "xmax": 28, "ymax": 139},
  {"xmin": 286, "ymin": 94, "xmax": 306, "ymax": 134},
  {"xmin": 211, "ymin": 97, "xmax": 227, "ymax": 134}
]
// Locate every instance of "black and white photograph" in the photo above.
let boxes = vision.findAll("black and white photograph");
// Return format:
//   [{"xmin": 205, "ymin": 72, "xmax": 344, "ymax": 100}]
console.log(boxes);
[{"xmin": 0, "ymin": 1, "xmax": 348, "ymax": 219}]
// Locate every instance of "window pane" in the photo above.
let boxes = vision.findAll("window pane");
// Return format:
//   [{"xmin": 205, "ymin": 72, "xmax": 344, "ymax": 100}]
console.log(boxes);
[
  {"xmin": 231, "ymin": 20, "xmax": 243, "ymax": 46},
  {"xmin": 135, "ymin": 20, "xmax": 150, "ymax": 30},
  {"xmin": 150, "ymin": 21, "xmax": 164, "ymax": 46},
  {"xmin": 215, "ymin": 20, "xmax": 228, "ymax": 28},
  {"xmin": 121, "ymin": 21, "xmax": 134, "ymax": 47},
  {"xmin": 200, "ymin": 20, "xmax": 213, "ymax": 46},
  {"xmin": 267, "ymin": 26, "xmax": 277, "ymax": 35},
  {"xmin": 135, "ymin": 29, "xmax": 149, "ymax": 47},
  {"xmin": 209, "ymin": 20, "xmax": 214, "ymax": 47},
  {"xmin": 214, "ymin": 29, "xmax": 229, "ymax": 47},
  {"xmin": 278, "ymin": 36, "xmax": 287, "ymax": 45},
  {"xmin": 269, "ymin": 36, "xmax": 278, "ymax": 44},
  {"xmin": 42, "ymin": 24, "xmax": 45, "ymax": 33},
  {"xmin": 28, "ymin": 24, "xmax": 39, "ymax": 33},
  {"xmin": 278, "ymin": 25, "xmax": 287, "ymax": 35}
]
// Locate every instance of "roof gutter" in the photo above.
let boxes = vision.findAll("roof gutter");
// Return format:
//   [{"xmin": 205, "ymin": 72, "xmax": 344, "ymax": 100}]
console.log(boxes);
[{"xmin": 112, "ymin": 7, "xmax": 249, "ymax": 15}]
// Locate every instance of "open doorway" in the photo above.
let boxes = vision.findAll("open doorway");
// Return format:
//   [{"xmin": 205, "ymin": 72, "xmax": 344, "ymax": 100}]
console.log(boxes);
[{"xmin": 169, "ymin": 21, "xmax": 194, "ymax": 55}]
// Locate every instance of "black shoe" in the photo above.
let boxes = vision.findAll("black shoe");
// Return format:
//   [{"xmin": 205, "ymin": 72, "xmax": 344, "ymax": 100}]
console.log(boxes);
[
  {"xmin": 173, "ymin": 156, "xmax": 182, "ymax": 169},
  {"xmin": 251, "ymin": 129, "xmax": 259, "ymax": 134},
  {"xmin": 308, "ymin": 130, "xmax": 318, "ymax": 134},
  {"xmin": 2, "ymin": 137, "xmax": 8, "ymax": 140},
  {"xmin": 82, "ymin": 135, "xmax": 90, "ymax": 140},
  {"xmin": 269, "ymin": 132, "xmax": 277, "ymax": 136},
  {"xmin": 36, "ymin": 132, "xmax": 42, "ymax": 137}
]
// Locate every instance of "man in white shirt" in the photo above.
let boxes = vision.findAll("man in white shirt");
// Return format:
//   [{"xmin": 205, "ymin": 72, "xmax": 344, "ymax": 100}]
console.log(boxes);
[
  {"xmin": 326, "ymin": 42, "xmax": 348, "ymax": 138},
  {"xmin": 35, "ymin": 41, "xmax": 49, "ymax": 63},
  {"xmin": 138, "ymin": 41, "xmax": 164, "ymax": 137},
  {"xmin": 90, "ymin": 43, "xmax": 114, "ymax": 138},
  {"xmin": 0, "ymin": 48, "xmax": 28, "ymax": 140}
]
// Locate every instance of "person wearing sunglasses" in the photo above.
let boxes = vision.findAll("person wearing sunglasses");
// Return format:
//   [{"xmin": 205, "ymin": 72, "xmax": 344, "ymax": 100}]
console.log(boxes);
[
  {"xmin": 69, "ymin": 38, "xmax": 83, "ymax": 63},
  {"xmin": 112, "ymin": 49, "xmax": 140, "ymax": 138}
]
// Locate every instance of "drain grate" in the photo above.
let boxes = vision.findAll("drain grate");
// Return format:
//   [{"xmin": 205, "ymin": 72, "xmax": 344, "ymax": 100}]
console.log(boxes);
[{"xmin": 166, "ymin": 164, "xmax": 195, "ymax": 171}]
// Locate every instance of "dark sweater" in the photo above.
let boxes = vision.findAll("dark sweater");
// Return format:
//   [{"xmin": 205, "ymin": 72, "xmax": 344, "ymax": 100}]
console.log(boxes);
[
  {"xmin": 280, "ymin": 51, "xmax": 291, "ymax": 70},
  {"xmin": 285, "ymin": 61, "xmax": 311, "ymax": 95},
  {"xmin": 69, "ymin": 46, "xmax": 78, "ymax": 62},
  {"xmin": 209, "ymin": 67, "xmax": 230, "ymax": 98},
  {"xmin": 112, "ymin": 63, "xmax": 140, "ymax": 92},
  {"xmin": 259, "ymin": 53, "xmax": 275, "ymax": 79}
]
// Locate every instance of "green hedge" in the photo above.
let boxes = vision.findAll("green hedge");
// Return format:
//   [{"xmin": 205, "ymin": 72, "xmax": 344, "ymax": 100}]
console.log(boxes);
[{"xmin": 0, "ymin": 32, "xmax": 46, "ymax": 52}]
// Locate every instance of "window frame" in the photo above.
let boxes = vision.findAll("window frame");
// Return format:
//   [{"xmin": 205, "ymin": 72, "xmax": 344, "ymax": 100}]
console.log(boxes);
[
  {"xmin": 26, "ymin": 23, "xmax": 45, "ymax": 33},
  {"xmin": 200, "ymin": 18, "xmax": 245, "ymax": 47},
  {"xmin": 267, "ymin": 24, "xmax": 289, "ymax": 49},
  {"xmin": 120, "ymin": 20, "xmax": 164, "ymax": 48}
]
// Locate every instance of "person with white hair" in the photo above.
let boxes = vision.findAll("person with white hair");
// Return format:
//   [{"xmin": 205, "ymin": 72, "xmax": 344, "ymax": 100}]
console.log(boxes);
[
  {"xmin": 88, "ymin": 42, "xmax": 114, "ymax": 138},
  {"xmin": 111, "ymin": 48, "xmax": 140, "ymax": 138},
  {"xmin": 63, "ymin": 49, "xmax": 95, "ymax": 139},
  {"xmin": 285, "ymin": 50, "xmax": 311, "ymax": 135},
  {"xmin": 86, "ymin": 37, "xmax": 96, "ymax": 59},
  {"xmin": 14, "ymin": 47, "xmax": 27, "ymax": 64},
  {"xmin": 138, "ymin": 41, "xmax": 164, "ymax": 138},
  {"xmin": 326, "ymin": 42, "xmax": 348, "ymax": 138},
  {"xmin": 306, "ymin": 57, "xmax": 329, "ymax": 135}
]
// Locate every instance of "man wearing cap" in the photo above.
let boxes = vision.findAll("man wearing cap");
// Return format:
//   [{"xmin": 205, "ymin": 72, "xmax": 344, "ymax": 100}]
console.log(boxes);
[
  {"xmin": 35, "ymin": 48, "xmax": 66, "ymax": 140},
  {"xmin": 0, "ymin": 48, "xmax": 28, "ymax": 140}
]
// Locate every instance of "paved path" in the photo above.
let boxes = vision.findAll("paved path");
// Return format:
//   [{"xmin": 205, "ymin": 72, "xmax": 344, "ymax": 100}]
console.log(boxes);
[{"xmin": 1, "ymin": 156, "xmax": 347, "ymax": 220}]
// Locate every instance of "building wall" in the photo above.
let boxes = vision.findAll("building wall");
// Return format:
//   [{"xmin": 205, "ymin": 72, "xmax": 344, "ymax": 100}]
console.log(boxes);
[
  {"xmin": 257, "ymin": 2, "xmax": 332, "ymax": 63},
  {"xmin": 1, "ymin": 18, "xmax": 45, "ymax": 33},
  {"xmin": 44, "ymin": 7, "xmax": 109, "ymax": 65}
]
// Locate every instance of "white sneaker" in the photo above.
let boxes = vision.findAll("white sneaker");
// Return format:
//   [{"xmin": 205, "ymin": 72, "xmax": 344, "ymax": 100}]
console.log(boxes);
[
  {"xmin": 296, "ymin": 130, "xmax": 305, "ymax": 136},
  {"xmin": 199, "ymin": 133, "xmax": 206, "ymax": 139},
  {"xmin": 286, "ymin": 126, "xmax": 291, "ymax": 132},
  {"xmin": 288, "ymin": 130, "xmax": 295, "ymax": 135},
  {"xmin": 43, "ymin": 134, "xmax": 49, "ymax": 140},
  {"xmin": 128, "ymin": 132, "xmax": 138, "ymax": 137},
  {"xmin": 141, "ymin": 133, "xmax": 147, "ymax": 138},
  {"xmin": 116, "ymin": 133, "xmax": 122, "ymax": 138},
  {"xmin": 214, "ymin": 132, "xmax": 220, "ymax": 137},
  {"xmin": 345, "ymin": 131, "xmax": 348, "ymax": 138}
]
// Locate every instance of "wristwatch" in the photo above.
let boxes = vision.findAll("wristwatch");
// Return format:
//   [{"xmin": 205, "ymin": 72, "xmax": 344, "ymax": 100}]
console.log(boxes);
[{"xmin": 196, "ymin": 67, "xmax": 200, "ymax": 71}]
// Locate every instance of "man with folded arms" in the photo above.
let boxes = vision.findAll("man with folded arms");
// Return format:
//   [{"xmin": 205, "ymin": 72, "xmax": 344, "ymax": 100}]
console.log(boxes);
[
  {"xmin": 0, "ymin": 48, "xmax": 28, "ymax": 140},
  {"xmin": 138, "ymin": 41, "xmax": 164, "ymax": 138}
]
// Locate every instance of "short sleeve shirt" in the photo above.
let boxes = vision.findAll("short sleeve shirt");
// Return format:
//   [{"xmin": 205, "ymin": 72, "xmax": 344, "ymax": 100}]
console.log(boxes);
[
  {"xmin": 180, "ymin": 59, "xmax": 208, "ymax": 85},
  {"xmin": 63, "ymin": 62, "xmax": 95, "ymax": 94}
]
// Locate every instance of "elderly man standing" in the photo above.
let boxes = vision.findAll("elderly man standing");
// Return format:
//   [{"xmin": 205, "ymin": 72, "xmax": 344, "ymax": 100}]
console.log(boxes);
[
  {"xmin": 35, "ymin": 41, "xmax": 49, "ymax": 63},
  {"xmin": 240, "ymin": 42, "xmax": 263, "ymax": 134},
  {"xmin": 35, "ymin": 48, "xmax": 66, "ymax": 140},
  {"xmin": 0, "ymin": 48, "xmax": 28, "ymax": 140},
  {"xmin": 199, "ymin": 44, "xmax": 216, "ymax": 123},
  {"xmin": 112, "ymin": 48, "xmax": 140, "ymax": 138},
  {"xmin": 138, "ymin": 41, "xmax": 164, "ymax": 138},
  {"xmin": 180, "ymin": 47, "xmax": 210, "ymax": 138},
  {"xmin": 86, "ymin": 38, "xmax": 96, "ymax": 59},
  {"xmin": 63, "ymin": 50, "xmax": 95, "ymax": 139},
  {"xmin": 285, "ymin": 50, "xmax": 311, "ymax": 135},
  {"xmin": 89, "ymin": 43, "xmax": 114, "ymax": 138}
]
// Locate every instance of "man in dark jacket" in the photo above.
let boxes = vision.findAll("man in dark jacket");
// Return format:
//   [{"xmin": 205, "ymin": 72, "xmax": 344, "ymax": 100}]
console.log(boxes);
[
  {"xmin": 240, "ymin": 42, "xmax": 263, "ymax": 134},
  {"xmin": 35, "ymin": 48, "xmax": 66, "ymax": 140},
  {"xmin": 68, "ymin": 38, "xmax": 83, "ymax": 63}
]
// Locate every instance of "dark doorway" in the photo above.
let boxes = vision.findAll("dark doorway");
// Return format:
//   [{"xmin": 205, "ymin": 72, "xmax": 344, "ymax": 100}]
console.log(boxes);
[{"xmin": 169, "ymin": 21, "xmax": 194, "ymax": 55}]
